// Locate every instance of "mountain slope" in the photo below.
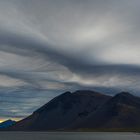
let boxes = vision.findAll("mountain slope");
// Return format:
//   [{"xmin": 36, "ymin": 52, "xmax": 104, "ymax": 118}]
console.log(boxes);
[
  {"xmin": 75, "ymin": 92, "xmax": 140, "ymax": 129},
  {"xmin": 9, "ymin": 90, "xmax": 140, "ymax": 131},
  {"xmin": 10, "ymin": 90, "xmax": 111, "ymax": 131}
]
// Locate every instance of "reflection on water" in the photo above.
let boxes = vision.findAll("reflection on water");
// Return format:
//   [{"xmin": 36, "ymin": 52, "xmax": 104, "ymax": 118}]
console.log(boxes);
[{"xmin": 0, "ymin": 132, "xmax": 139, "ymax": 140}]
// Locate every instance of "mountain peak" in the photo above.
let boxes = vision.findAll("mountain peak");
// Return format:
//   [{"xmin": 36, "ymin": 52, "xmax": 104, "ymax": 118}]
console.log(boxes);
[
  {"xmin": 72, "ymin": 90, "xmax": 107, "ymax": 97},
  {"xmin": 4, "ymin": 119, "xmax": 15, "ymax": 122},
  {"xmin": 116, "ymin": 91, "xmax": 133, "ymax": 97},
  {"xmin": 108, "ymin": 92, "xmax": 133, "ymax": 103},
  {"xmin": 107, "ymin": 91, "xmax": 140, "ymax": 107}
]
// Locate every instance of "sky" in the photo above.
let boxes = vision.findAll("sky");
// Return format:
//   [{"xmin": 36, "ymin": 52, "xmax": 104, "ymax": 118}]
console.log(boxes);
[{"xmin": 0, "ymin": 0, "xmax": 140, "ymax": 121}]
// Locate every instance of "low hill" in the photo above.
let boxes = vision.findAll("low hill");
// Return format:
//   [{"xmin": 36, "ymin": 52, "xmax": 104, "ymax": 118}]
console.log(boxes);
[{"xmin": 0, "ymin": 120, "xmax": 16, "ymax": 129}]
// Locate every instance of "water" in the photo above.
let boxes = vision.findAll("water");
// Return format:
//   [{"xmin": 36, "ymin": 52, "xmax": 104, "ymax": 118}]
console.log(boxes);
[{"xmin": 0, "ymin": 132, "xmax": 140, "ymax": 140}]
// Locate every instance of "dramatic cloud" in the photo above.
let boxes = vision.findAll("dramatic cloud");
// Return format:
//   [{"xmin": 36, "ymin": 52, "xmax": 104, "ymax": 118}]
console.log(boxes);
[{"xmin": 0, "ymin": 0, "xmax": 140, "ymax": 119}]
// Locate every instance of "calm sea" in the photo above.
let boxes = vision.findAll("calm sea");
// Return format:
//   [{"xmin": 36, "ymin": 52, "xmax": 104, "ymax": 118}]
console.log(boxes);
[{"xmin": 0, "ymin": 132, "xmax": 140, "ymax": 140}]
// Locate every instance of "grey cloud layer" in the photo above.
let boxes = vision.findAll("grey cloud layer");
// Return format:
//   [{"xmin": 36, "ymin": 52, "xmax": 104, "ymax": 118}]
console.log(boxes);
[{"xmin": 0, "ymin": 0, "xmax": 140, "ymax": 119}]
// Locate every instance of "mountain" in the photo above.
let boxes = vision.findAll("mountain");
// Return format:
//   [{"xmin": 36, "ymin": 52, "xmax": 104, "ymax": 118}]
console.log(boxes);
[
  {"xmin": 10, "ymin": 90, "xmax": 111, "ymax": 131},
  {"xmin": 74, "ymin": 92, "xmax": 140, "ymax": 130},
  {"xmin": 0, "ymin": 120, "xmax": 16, "ymax": 129},
  {"xmin": 9, "ymin": 90, "xmax": 140, "ymax": 131}
]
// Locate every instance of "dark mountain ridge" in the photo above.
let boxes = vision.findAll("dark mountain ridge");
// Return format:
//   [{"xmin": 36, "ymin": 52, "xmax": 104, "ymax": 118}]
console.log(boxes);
[
  {"xmin": 76, "ymin": 92, "xmax": 140, "ymax": 129},
  {"xmin": 8, "ymin": 90, "xmax": 140, "ymax": 131}
]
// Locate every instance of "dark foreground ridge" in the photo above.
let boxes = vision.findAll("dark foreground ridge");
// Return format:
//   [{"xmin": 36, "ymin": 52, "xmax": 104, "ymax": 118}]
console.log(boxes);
[{"xmin": 5, "ymin": 90, "xmax": 140, "ymax": 131}]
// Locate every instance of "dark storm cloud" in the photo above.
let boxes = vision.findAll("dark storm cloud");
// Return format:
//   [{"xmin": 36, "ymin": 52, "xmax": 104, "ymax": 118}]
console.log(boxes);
[{"xmin": 0, "ymin": 0, "xmax": 140, "ymax": 119}]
